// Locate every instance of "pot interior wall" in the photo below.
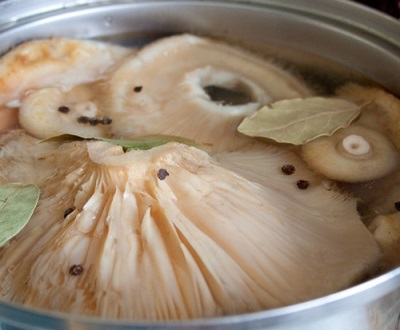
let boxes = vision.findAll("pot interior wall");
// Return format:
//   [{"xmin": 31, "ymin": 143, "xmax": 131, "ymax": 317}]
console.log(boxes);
[{"xmin": 0, "ymin": 1, "xmax": 399, "ymax": 94}]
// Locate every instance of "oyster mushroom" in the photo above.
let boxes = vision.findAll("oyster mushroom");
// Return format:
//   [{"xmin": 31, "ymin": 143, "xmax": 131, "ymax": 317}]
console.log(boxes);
[
  {"xmin": 0, "ymin": 38, "xmax": 131, "ymax": 138},
  {"xmin": 0, "ymin": 132, "xmax": 380, "ymax": 320},
  {"xmin": 106, "ymin": 34, "xmax": 312, "ymax": 151},
  {"xmin": 19, "ymin": 84, "xmax": 112, "ymax": 139},
  {"xmin": 336, "ymin": 83, "xmax": 400, "ymax": 149},
  {"xmin": 301, "ymin": 125, "xmax": 400, "ymax": 182}
]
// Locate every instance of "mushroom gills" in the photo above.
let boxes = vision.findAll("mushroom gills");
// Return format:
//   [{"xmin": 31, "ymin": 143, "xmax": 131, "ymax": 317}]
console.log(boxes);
[{"xmin": 0, "ymin": 133, "xmax": 380, "ymax": 320}]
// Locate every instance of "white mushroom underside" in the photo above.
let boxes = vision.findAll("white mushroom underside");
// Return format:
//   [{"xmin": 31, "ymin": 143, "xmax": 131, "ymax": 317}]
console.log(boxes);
[{"xmin": 0, "ymin": 133, "xmax": 380, "ymax": 320}]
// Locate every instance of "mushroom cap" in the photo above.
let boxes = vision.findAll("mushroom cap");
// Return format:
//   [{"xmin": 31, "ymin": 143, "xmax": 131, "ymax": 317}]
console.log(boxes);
[
  {"xmin": 0, "ymin": 38, "xmax": 131, "ymax": 139},
  {"xmin": 19, "ymin": 84, "xmax": 111, "ymax": 139},
  {"xmin": 106, "ymin": 34, "xmax": 313, "ymax": 151},
  {"xmin": 0, "ymin": 38, "xmax": 131, "ymax": 107},
  {"xmin": 301, "ymin": 125, "xmax": 400, "ymax": 182},
  {"xmin": 336, "ymin": 83, "xmax": 400, "ymax": 149},
  {"xmin": 0, "ymin": 132, "xmax": 380, "ymax": 320}
]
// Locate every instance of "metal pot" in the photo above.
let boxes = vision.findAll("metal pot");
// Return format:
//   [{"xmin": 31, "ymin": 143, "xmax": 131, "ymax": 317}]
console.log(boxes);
[{"xmin": 0, "ymin": 1, "xmax": 399, "ymax": 329}]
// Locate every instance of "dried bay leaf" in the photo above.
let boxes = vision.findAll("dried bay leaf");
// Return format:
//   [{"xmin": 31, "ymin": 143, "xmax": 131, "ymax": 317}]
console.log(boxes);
[
  {"xmin": 237, "ymin": 97, "xmax": 362, "ymax": 145},
  {"xmin": 0, "ymin": 183, "xmax": 40, "ymax": 247},
  {"xmin": 42, "ymin": 134, "xmax": 202, "ymax": 151}
]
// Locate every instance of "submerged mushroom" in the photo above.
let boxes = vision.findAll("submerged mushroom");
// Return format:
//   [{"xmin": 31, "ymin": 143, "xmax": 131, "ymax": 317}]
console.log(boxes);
[
  {"xmin": 369, "ymin": 212, "xmax": 400, "ymax": 272},
  {"xmin": 19, "ymin": 84, "xmax": 112, "ymax": 139},
  {"xmin": 106, "ymin": 34, "xmax": 312, "ymax": 151},
  {"xmin": 0, "ymin": 38, "xmax": 131, "ymax": 137},
  {"xmin": 336, "ymin": 83, "xmax": 400, "ymax": 149},
  {"xmin": 0, "ymin": 131, "xmax": 380, "ymax": 320},
  {"xmin": 301, "ymin": 125, "xmax": 400, "ymax": 182},
  {"xmin": 0, "ymin": 106, "xmax": 18, "ymax": 133}
]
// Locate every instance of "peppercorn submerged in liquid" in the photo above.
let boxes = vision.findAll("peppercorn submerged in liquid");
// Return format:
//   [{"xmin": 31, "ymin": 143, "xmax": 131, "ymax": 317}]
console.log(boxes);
[{"xmin": 0, "ymin": 34, "xmax": 399, "ymax": 320}]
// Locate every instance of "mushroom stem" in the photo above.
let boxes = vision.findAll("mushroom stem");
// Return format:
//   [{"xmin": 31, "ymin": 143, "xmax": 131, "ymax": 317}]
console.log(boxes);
[{"xmin": 341, "ymin": 134, "xmax": 371, "ymax": 156}]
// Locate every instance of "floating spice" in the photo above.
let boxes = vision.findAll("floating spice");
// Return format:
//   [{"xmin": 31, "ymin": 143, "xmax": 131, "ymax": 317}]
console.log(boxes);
[
  {"xmin": 157, "ymin": 168, "xmax": 169, "ymax": 180},
  {"xmin": 78, "ymin": 116, "xmax": 112, "ymax": 126},
  {"xmin": 395, "ymin": 202, "xmax": 400, "ymax": 211},
  {"xmin": 69, "ymin": 264, "xmax": 84, "ymax": 276},
  {"xmin": 133, "ymin": 86, "xmax": 143, "ymax": 93},
  {"xmin": 77, "ymin": 116, "xmax": 90, "ymax": 124},
  {"xmin": 296, "ymin": 180, "xmax": 310, "ymax": 190},
  {"xmin": 89, "ymin": 118, "xmax": 100, "ymax": 126},
  {"xmin": 281, "ymin": 164, "xmax": 295, "ymax": 175},
  {"xmin": 57, "ymin": 105, "xmax": 70, "ymax": 114}
]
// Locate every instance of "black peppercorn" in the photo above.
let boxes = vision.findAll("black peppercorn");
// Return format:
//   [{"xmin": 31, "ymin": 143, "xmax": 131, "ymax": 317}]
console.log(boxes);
[
  {"xmin": 69, "ymin": 264, "xmax": 84, "ymax": 276},
  {"xmin": 89, "ymin": 118, "xmax": 100, "ymax": 126},
  {"xmin": 58, "ymin": 105, "xmax": 70, "ymax": 114},
  {"xmin": 77, "ymin": 116, "xmax": 90, "ymax": 124},
  {"xmin": 64, "ymin": 207, "xmax": 75, "ymax": 218},
  {"xmin": 133, "ymin": 86, "xmax": 143, "ymax": 93},
  {"xmin": 281, "ymin": 164, "xmax": 295, "ymax": 175},
  {"xmin": 296, "ymin": 180, "xmax": 310, "ymax": 190},
  {"xmin": 157, "ymin": 168, "xmax": 169, "ymax": 180},
  {"xmin": 394, "ymin": 202, "xmax": 400, "ymax": 211}
]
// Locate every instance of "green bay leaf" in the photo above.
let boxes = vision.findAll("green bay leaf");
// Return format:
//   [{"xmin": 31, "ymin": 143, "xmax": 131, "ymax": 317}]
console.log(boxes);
[
  {"xmin": 41, "ymin": 134, "xmax": 201, "ymax": 151},
  {"xmin": 0, "ymin": 184, "xmax": 40, "ymax": 247},
  {"xmin": 237, "ymin": 97, "xmax": 362, "ymax": 145}
]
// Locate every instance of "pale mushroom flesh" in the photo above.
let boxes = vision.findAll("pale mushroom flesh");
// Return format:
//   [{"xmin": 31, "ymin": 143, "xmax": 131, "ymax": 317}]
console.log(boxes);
[
  {"xmin": 105, "ymin": 34, "xmax": 313, "ymax": 151},
  {"xmin": 0, "ymin": 131, "xmax": 380, "ymax": 320}
]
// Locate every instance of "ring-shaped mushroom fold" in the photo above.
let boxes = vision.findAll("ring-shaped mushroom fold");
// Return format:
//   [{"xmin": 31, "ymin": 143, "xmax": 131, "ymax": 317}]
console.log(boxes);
[{"xmin": 106, "ymin": 34, "xmax": 312, "ymax": 151}]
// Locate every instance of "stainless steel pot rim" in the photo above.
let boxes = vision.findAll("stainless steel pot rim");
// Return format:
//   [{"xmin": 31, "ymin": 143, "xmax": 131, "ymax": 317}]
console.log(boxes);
[
  {"xmin": 0, "ymin": 267, "xmax": 399, "ymax": 328},
  {"xmin": 0, "ymin": 0, "xmax": 399, "ymax": 46},
  {"xmin": 0, "ymin": 1, "xmax": 399, "ymax": 328}
]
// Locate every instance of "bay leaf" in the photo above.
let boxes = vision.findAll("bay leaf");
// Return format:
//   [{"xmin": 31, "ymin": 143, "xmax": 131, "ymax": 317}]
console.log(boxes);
[
  {"xmin": 0, "ymin": 183, "xmax": 40, "ymax": 247},
  {"xmin": 41, "ymin": 134, "xmax": 203, "ymax": 152},
  {"xmin": 237, "ymin": 97, "xmax": 362, "ymax": 145},
  {"xmin": 41, "ymin": 134, "xmax": 202, "ymax": 151}
]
